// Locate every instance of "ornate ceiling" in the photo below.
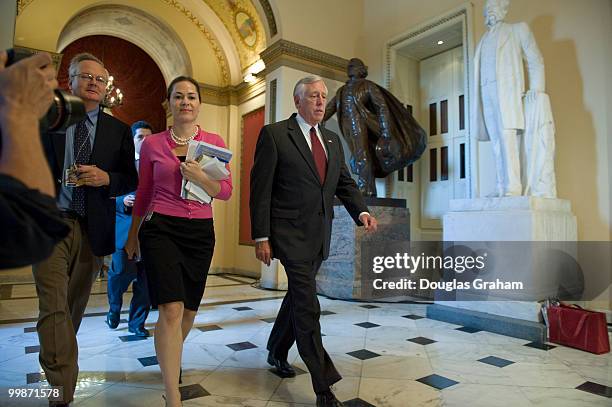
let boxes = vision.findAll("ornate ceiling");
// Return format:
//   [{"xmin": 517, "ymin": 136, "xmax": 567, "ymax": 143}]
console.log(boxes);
[{"xmin": 15, "ymin": 0, "xmax": 271, "ymax": 86}]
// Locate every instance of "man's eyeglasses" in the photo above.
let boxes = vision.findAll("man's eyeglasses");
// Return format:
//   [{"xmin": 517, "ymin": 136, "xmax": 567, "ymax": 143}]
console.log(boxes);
[{"xmin": 71, "ymin": 73, "xmax": 108, "ymax": 86}]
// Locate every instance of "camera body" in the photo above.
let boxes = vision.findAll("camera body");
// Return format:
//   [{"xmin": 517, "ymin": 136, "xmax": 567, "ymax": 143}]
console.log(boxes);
[{"xmin": 6, "ymin": 48, "xmax": 86, "ymax": 133}]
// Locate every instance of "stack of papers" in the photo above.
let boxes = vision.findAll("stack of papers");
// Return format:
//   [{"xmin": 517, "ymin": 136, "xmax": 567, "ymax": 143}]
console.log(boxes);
[
  {"xmin": 188, "ymin": 140, "xmax": 232, "ymax": 163},
  {"xmin": 181, "ymin": 140, "xmax": 232, "ymax": 204}
]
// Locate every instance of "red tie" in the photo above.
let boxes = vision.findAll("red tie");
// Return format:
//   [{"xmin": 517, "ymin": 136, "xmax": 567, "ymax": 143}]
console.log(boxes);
[{"xmin": 310, "ymin": 126, "xmax": 327, "ymax": 182}]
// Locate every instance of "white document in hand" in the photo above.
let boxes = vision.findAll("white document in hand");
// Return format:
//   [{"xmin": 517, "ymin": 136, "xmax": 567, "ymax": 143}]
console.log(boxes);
[
  {"xmin": 184, "ymin": 182, "xmax": 212, "ymax": 204},
  {"xmin": 183, "ymin": 158, "xmax": 229, "ymax": 203},
  {"xmin": 201, "ymin": 157, "xmax": 230, "ymax": 180}
]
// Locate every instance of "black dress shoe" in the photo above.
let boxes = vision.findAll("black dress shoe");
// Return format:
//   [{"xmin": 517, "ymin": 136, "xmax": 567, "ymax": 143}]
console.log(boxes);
[
  {"xmin": 128, "ymin": 326, "xmax": 150, "ymax": 337},
  {"xmin": 105, "ymin": 311, "xmax": 119, "ymax": 329},
  {"xmin": 316, "ymin": 389, "xmax": 344, "ymax": 407},
  {"xmin": 267, "ymin": 353, "xmax": 296, "ymax": 377}
]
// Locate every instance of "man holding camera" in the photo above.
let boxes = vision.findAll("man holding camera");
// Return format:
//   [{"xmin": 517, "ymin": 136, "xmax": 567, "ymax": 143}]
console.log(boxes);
[
  {"xmin": 33, "ymin": 52, "xmax": 137, "ymax": 406},
  {"xmin": 0, "ymin": 51, "xmax": 71, "ymax": 268}
]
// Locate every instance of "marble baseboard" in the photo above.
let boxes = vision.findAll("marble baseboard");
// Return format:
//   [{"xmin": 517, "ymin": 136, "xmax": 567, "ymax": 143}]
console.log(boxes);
[
  {"xmin": 427, "ymin": 303, "xmax": 547, "ymax": 343},
  {"xmin": 441, "ymin": 196, "xmax": 578, "ymax": 323}
]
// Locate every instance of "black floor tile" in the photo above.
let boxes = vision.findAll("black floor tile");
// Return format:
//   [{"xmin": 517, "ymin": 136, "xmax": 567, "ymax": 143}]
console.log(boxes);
[
  {"xmin": 355, "ymin": 322, "xmax": 380, "ymax": 329},
  {"xmin": 26, "ymin": 372, "xmax": 44, "ymax": 384},
  {"xmin": 344, "ymin": 398, "xmax": 376, "ymax": 407},
  {"xmin": 524, "ymin": 341, "xmax": 557, "ymax": 350},
  {"xmin": 416, "ymin": 374, "xmax": 459, "ymax": 390},
  {"xmin": 269, "ymin": 365, "xmax": 308, "ymax": 378},
  {"xmin": 180, "ymin": 383, "xmax": 210, "ymax": 401},
  {"xmin": 23, "ymin": 327, "xmax": 37, "ymax": 333},
  {"xmin": 226, "ymin": 341, "xmax": 258, "ymax": 351},
  {"xmin": 233, "ymin": 306, "xmax": 253, "ymax": 311},
  {"xmin": 320, "ymin": 310, "xmax": 336, "ymax": 316},
  {"xmin": 138, "ymin": 356, "xmax": 159, "ymax": 367},
  {"xmin": 407, "ymin": 336, "xmax": 437, "ymax": 345},
  {"xmin": 402, "ymin": 314, "xmax": 424, "ymax": 320},
  {"xmin": 576, "ymin": 381, "xmax": 612, "ymax": 398},
  {"xmin": 25, "ymin": 345, "xmax": 40, "ymax": 354},
  {"xmin": 118, "ymin": 334, "xmax": 147, "ymax": 342},
  {"xmin": 359, "ymin": 305, "xmax": 380, "ymax": 309},
  {"xmin": 260, "ymin": 317, "xmax": 276, "ymax": 323},
  {"xmin": 197, "ymin": 324, "xmax": 223, "ymax": 332},
  {"xmin": 455, "ymin": 326, "xmax": 482, "ymax": 333},
  {"xmin": 346, "ymin": 349, "xmax": 381, "ymax": 360},
  {"xmin": 478, "ymin": 356, "xmax": 515, "ymax": 368}
]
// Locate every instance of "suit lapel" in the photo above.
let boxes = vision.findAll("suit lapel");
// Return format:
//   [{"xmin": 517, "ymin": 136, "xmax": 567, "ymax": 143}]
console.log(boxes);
[{"xmin": 287, "ymin": 115, "xmax": 321, "ymax": 182}]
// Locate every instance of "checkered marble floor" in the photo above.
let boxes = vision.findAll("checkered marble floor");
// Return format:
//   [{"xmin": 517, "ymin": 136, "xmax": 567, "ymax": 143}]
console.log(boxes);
[{"xmin": 0, "ymin": 272, "xmax": 610, "ymax": 406}]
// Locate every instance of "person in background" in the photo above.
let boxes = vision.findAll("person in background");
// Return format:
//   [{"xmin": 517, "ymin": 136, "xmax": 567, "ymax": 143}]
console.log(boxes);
[
  {"xmin": 125, "ymin": 76, "xmax": 232, "ymax": 407},
  {"xmin": 105, "ymin": 120, "xmax": 153, "ymax": 337}
]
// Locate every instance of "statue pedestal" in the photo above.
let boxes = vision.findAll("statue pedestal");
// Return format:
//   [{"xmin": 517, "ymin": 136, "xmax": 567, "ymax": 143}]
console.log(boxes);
[
  {"xmin": 316, "ymin": 198, "xmax": 410, "ymax": 299},
  {"xmin": 427, "ymin": 196, "xmax": 577, "ymax": 342}
]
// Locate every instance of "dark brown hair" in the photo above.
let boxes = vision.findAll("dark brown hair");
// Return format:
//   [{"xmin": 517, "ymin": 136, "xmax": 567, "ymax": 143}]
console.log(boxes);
[{"xmin": 167, "ymin": 76, "xmax": 201, "ymax": 101}]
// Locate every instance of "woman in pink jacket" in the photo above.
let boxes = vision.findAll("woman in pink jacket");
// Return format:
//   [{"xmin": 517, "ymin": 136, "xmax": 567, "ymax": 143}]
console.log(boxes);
[{"xmin": 125, "ymin": 76, "xmax": 232, "ymax": 407}]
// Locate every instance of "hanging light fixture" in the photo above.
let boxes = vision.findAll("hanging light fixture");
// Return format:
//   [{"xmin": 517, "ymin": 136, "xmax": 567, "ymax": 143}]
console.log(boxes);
[{"xmin": 103, "ymin": 75, "xmax": 124, "ymax": 108}]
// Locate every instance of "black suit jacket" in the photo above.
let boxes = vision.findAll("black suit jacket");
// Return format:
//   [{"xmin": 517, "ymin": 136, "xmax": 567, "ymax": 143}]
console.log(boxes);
[
  {"xmin": 250, "ymin": 114, "xmax": 367, "ymax": 263},
  {"xmin": 44, "ymin": 109, "xmax": 138, "ymax": 256}
]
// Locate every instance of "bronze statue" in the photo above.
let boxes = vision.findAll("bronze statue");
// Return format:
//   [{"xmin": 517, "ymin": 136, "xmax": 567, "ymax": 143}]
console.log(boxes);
[{"xmin": 324, "ymin": 58, "xmax": 426, "ymax": 196}]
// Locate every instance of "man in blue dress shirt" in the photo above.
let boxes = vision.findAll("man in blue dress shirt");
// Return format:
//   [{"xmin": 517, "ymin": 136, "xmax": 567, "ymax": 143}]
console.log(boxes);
[{"xmin": 105, "ymin": 120, "xmax": 152, "ymax": 337}]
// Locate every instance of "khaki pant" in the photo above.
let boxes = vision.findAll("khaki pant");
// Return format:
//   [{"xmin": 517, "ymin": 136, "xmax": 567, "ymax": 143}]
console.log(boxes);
[{"xmin": 32, "ymin": 218, "xmax": 103, "ymax": 405}]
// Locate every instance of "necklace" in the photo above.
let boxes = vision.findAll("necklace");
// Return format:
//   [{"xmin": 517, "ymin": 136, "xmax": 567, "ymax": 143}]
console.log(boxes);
[{"xmin": 170, "ymin": 125, "xmax": 198, "ymax": 145}]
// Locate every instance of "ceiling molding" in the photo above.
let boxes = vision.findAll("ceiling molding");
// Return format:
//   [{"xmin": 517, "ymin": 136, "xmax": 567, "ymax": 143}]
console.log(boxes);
[
  {"xmin": 260, "ymin": 39, "xmax": 350, "ymax": 82},
  {"xmin": 199, "ymin": 76, "xmax": 265, "ymax": 106},
  {"xmin": 16, "ymin": 0, "xmax": 33, "ymax": 15},
  {"xmin": 256, "ymin": 0, "xmax": 277, "ymax": 38}
]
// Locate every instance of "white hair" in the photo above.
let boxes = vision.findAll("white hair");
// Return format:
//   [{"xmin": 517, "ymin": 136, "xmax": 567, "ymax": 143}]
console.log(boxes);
[
  {"xmin": 293, "ymin": 75, "xmax": 327, "ymax": 99},
  {"xmin": 68, "ymin": 52, "xmax": 104, "ymax": 79}
]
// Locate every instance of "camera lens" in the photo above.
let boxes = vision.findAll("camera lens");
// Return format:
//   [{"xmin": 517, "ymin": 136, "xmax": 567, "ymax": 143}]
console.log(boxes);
[{"xmin": 45, "ymin": 90, "xmax": 86, "ymax": 132}]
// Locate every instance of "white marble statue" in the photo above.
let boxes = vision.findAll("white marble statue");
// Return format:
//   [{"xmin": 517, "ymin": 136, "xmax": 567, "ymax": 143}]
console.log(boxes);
[{"xmin": 473, "ymin": 0, "xmax": 556, "ymax": 198}]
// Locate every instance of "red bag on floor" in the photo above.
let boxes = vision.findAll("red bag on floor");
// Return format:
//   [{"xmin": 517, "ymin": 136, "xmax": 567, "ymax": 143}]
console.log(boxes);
[{"xmin": 547, "ymin": 304, "xmax": 610, "ymax": 354}]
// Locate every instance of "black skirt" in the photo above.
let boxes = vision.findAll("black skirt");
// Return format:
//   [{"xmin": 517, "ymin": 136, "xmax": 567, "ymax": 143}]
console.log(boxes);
[{"xmin": 139, "ymin": 212, "xmax": 215, "ymax": 311}]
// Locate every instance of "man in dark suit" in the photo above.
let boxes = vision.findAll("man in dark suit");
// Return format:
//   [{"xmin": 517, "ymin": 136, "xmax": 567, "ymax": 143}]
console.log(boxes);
[
  {"xmin": 250, "ymin": 76, "xmax": 377, "ymax": 407},
  {"xmin": 33, "ymin": 52, "xmax": 137, "ymax": 406}
]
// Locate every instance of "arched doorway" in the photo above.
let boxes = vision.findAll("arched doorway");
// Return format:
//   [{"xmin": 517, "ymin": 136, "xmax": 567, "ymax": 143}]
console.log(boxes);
[{"xmin": 58, "ymin": 35, "xmax": 167, "ymax": 132}]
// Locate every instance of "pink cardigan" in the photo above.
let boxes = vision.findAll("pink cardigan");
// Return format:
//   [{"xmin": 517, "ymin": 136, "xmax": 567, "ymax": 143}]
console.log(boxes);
[{"xmin": 133, "ymin": 128, "xmax": 232, "ymax": 219}]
